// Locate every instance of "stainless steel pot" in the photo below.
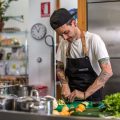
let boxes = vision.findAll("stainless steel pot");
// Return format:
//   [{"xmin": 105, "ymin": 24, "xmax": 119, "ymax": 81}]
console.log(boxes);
[
  {"xmin": 15, "ymin": 89, "xmax": 40, "ymax": 112},
  {"xmin": 0, "ymin": 84, "xmax": 33, "ymax": 97},
  {"xmin": 15, "ymin": 96, "xmax": 39, "ymax": 112},
  {"xmin": 7, "ymin": 85, "xmax": 33, "ymax": 97},
  {"xmin": 17, "ymin": 85, "xmax": 30, "ymax": 97},
  {"xmin": 0, "ymin": 95, "xmax": 17, "ymax": 110}
]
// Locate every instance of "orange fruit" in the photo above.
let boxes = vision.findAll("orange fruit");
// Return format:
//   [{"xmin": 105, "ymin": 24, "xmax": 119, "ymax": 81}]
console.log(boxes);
[
  {"xmin": 75, "ymin": 107, "xmax": 83, "ymax": 112},
  {"xmin": 62, "ymin": 105, "xmax": 69, "ymax": 112},
  {"xmin": 77, "ymin": 104, "xmax": 86, "ymax": 111},
  {"xmin": 75, "ymin": 104, "xmax": 86, "ymax": 112},
  {"xmin": 52, "ymin": 110, "xmax": 60, "ymax": 115},
  {"xmin": 60, "ymin": 111, "xmax": 70, "ymax": 116}
]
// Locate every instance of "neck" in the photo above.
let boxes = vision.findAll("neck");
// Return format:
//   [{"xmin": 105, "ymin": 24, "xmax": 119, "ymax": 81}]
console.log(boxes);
[{"xmin": 75, "ymin": 27, "xmax": 82, "ymax": 40}]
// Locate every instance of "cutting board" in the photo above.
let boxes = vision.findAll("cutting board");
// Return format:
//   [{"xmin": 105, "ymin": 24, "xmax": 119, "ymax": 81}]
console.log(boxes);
[
  {"xmin": 56, "ymin": 101, "xmax": 100, "ymax": 112},
  {"xmin": 55, "ymin": 101, "xmax": 111, "ymax": 117},
  {"xmin": 71, "ymin": 108, "xmax": 101, "ymax": 117}
]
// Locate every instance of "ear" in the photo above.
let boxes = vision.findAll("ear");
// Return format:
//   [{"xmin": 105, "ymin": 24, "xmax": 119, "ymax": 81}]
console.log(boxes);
[{"xmin": 71, "ymin": 20, "xmax": 77, "ymax": 27}]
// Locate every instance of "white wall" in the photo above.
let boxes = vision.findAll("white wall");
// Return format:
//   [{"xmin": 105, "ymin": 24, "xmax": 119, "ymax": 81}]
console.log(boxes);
[
  {"xmin": 60, "ymin": 0, "xmax": 77, "ymax": 10},
  {"xmin": 4, "ymin": 0, "xmax": 29, "ymax": 31},
  {"xmin": 28, "ymin": 0, "xmax": 56, "ymax": 96}
]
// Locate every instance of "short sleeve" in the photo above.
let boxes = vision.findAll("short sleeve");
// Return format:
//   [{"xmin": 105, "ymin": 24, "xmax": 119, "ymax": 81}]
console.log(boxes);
[{"xmin": 92, "ymin": 34, "xmax": 109, "ymax": 60}]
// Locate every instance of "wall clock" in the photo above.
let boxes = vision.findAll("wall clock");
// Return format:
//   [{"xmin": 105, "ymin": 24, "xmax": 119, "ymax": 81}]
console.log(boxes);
[{"xmin": 31, "ymin": 23, "xmax": 47, "ymax": 40}]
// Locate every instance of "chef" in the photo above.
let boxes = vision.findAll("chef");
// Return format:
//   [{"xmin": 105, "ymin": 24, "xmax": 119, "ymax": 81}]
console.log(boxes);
[{"xmin": 50, "ymin": 8, "xmax": 113, "ymax": 102}]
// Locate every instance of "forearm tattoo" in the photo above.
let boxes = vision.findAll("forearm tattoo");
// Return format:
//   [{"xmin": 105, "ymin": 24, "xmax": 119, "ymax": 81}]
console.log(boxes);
[
  {"xmin": 85, "ymin": 58, "xmax": 113, "ymax": 98},
  {"xmin": 56, "ymin": 61, "xmax": 68, "ymax": 84},
  {"xmin": 56, "ymin": 61, "xmax": 64, "ymax": 70},
  {"xmin": 98, "ymin": 57, "xmax": 113, "ymax": 84}
]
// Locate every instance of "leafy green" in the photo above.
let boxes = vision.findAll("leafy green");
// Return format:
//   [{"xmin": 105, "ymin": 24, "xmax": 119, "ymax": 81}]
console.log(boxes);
[
  {"xmin": 102, "ymin": 92, "xmax": 120, "ymax": 117},
  {"xmin": 57, "ymin": 99, "xmax": 66, "ymax": 105}
]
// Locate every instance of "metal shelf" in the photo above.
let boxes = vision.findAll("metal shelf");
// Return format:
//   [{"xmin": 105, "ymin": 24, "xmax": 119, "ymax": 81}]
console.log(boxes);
[
  {"xmin": 0, "ymin": 31, "xmax": 28, "ymax": 35},
  {"xmin": 0, "ymin": 45, "xmax": 24, "ymax": 48},
  {"xmin": 0, "ymin": 31, "xmax": 28, "ymax": 85}
]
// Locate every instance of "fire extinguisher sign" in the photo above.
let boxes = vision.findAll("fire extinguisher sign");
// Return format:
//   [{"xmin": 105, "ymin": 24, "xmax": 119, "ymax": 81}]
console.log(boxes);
[{"xmin": 41, "ymin": 2, "xmax": 50, "ymax": 17}]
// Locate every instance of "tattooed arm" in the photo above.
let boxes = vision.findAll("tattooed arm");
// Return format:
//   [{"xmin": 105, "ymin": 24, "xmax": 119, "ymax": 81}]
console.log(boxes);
[
  {"xmin": 56, "ymin": 60, "xmax": 71, "ymax": 98},
  {"xmin": 85, "ymin": 58, "xmax": 113, "ymax": 99},
  {"xmin": 56, "ymin": 61, "xmax": 68, "ymax": 84}
]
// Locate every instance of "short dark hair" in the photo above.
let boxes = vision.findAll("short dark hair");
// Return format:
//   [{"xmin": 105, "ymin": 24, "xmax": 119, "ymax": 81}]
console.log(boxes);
[{"xmin": 50, "ymin": 8, "xmax": 77, "ymax": 30}]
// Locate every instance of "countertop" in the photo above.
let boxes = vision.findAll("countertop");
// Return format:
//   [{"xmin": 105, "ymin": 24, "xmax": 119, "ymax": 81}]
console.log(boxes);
[{"xmin": 0, "ymin": 110, "xmax": 118, "ymax": 120}]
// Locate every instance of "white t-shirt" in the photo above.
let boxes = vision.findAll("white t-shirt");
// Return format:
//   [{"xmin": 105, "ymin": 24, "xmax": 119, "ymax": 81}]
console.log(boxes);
[{"xmin": 56, "ymin": 31, "xmax": 109, "ymax": 75}]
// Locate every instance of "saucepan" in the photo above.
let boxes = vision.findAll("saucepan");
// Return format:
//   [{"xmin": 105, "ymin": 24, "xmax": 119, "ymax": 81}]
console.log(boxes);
[
  {"xmin": 6, "ymin": 84, "xmax": 33, "ymax": 97},
  {"xmin": 14, "ymin": 89, "xmax": 40, "ymax": 112},
  {"xmin": 0, "ymin": 94, "xmax": 17, "ymax": 110}
]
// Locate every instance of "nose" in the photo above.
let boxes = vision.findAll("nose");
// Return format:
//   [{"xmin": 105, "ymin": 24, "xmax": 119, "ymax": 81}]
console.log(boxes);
[{"xmin": 62, "ymin": 34, "xmax": 69, "ymax": 40}]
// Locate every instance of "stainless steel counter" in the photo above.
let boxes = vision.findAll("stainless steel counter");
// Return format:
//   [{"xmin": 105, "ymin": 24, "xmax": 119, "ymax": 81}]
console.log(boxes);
[{"xmin": 0, "ymin": 110, "xmax": 117, "ymax": 120}]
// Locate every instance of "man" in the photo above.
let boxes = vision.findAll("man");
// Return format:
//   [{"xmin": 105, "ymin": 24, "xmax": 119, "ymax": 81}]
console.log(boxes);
[{"xmin": 50, "ymin": 8, "xmax": 113, "ymax": 102}]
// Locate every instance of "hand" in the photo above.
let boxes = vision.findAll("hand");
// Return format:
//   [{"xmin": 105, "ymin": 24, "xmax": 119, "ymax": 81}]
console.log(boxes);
[
  {"xmin": 61, "ymin": 84, "xmax": 71, "ymax": 98},
  {"xmin": 68, "ymin": 90, "xmax": 84, "ymax": 102}
]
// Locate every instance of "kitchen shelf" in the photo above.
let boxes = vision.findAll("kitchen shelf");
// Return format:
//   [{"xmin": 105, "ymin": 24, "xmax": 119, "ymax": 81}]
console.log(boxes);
[
  {"xmin": 0, "ymin": 75, "xmax": 28, "ymax": 85},
  {"xmin": 0, "ymin": 45, "xmax": 24, "ymax": 48},
  {"xmin": 0, "ymin": 31, "xmax": 28, "ymax": 85},
  {"xmin": 0, "ymin": 31, "xmax": 28, "ymax": 35}
]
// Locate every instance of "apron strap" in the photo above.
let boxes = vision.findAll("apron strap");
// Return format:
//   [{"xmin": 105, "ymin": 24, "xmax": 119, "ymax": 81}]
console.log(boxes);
[
  {"xmin": 81, "ymin": 31, "xmax": 88, "ymax": 56},
  {"xmin": 66, "ymin": 42, "xmax": 71, "ymax": 57}
]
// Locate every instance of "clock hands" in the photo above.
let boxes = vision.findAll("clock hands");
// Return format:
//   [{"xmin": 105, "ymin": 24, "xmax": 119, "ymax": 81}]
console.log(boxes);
[
  {"xmin": 34, "ymin": 25, "xmax": 41, "ymax": 33},
  {"xmin": 31, "ymin": 23, "xmax": 47, "ymax": 40}
]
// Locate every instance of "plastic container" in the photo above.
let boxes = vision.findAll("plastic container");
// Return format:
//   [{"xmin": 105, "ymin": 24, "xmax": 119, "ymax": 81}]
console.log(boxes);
[{"xmin": 33, "ymin": 85, "xmax": 48, "ymax": 97}]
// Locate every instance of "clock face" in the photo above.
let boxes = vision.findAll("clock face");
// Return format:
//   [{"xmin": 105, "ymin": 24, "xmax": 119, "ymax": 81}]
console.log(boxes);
[{"xmin": 31, "ymin": 23, "xmax": 47, "ymax": 40}]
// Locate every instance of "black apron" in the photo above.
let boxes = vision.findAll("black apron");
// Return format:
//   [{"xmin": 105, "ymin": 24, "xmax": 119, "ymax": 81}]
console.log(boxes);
[{"xmin": 65, "ymin": 33, "xmax": 102, "ymax": 101}]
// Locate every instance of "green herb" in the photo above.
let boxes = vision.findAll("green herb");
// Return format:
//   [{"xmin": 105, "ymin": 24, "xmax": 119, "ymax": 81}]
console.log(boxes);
[{"xmin": 102, "ymin": 92, "xmax": 120, "ymax": 117}]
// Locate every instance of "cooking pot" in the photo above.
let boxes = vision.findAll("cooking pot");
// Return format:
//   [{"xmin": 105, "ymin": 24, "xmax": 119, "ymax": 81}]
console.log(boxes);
[
  {"xmin": 7, "ymin": 85, "xmax": 33, "ymax": 97},
  {"xmin": 0, "ymin": 94, "xmax": 17, "ymax": 110},
  {"xmin": 15, "ymin": 89, "xmax": 40, "ymax": 112},
  {"xmin": 17, "ymin": 85, "xmax": 33, "ymax": 97},
  {"xmin": 15, "ymin": 96, "xmax": 39, "ymax": 112},
  {"xmin": 18, "ymin": 97, "xmax": 54, "ymax": 114}
]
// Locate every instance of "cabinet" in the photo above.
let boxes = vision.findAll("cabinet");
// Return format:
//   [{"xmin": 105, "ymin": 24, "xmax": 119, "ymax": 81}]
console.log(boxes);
[{"xmin": 0, "ymin": 31, "xmax": 28, "ymax": 85}]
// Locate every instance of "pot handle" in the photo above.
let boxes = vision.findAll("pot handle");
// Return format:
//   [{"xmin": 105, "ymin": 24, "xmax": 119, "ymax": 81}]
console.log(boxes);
[
  {"xmin": 30, "ymin": 89, "xmax": 39, "ymax": 100},
  {"xmin": 20, "ymin": 102, "xmax": 30, "ymax": 111}
]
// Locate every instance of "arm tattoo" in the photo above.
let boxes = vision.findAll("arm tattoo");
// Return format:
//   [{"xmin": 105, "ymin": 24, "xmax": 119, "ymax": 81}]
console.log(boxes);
[
  {"xmin": 56, "ymin": 61, "xmax": 68, "ymax": 84},
  {"xmin": 85, "ymin": 58, "xmax": 113, "ymax": 98},
  {"xmin": 98, "ymin": 57, "xmax": 113, "ymax": 83},
  {"xmin": 99, "ymin": 57, "xmax": 110, "ymax": 64},
  {"xmin": 99, "ymin": 72, "xmax": 111, "ymax": 83},
  {"xmin": 56, "ymin": 61, "xmax": 64, "ymax": 70}
]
